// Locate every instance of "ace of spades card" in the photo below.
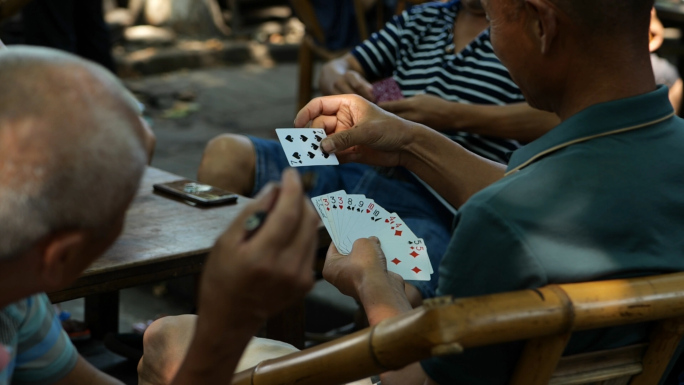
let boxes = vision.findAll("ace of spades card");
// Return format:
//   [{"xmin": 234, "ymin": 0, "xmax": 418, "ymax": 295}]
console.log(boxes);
[{"xmin": 276, "ymin": 129, "xmax": 339, "ymax": 167}]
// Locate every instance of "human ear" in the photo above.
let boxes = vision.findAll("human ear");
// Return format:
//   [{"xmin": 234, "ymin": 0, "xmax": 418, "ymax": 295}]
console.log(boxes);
[
  {"xmin": 525, "ymin": 0, "xmax": 558, "ymax": 55},
  {"xmin": 39, "ymin": 231, "xmax": 87, "ymax": 290}
]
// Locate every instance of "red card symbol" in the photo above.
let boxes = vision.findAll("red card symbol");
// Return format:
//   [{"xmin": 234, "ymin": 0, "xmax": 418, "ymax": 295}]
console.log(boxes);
[
  {"xmin": 410, "ymin": 247, "xmax": 414, "ymax": 250},
  {"xmin": 395, "ymin": 230, "xmax": 402, "ymax": 236},
  {"xmin": 366, "ymin": 209, "xmax": 370, "ymax": 213},
  {"xmin": 410, "ymin": 251, "xmax": 419, "ymax": 258},
  {"xmin": 385, "ymin": 219, "xmax": 389, "ymax": 223},
  {"xmin": 412, "ymin": 267, "xmax": 422, "ymax": 274},
  {"xmin": 392, "ymin": 258, "xmax": 401, "ymax": 265},
  {"xmin": 326, "ymin": 208, "xmax": 330, "ymax": 211}
]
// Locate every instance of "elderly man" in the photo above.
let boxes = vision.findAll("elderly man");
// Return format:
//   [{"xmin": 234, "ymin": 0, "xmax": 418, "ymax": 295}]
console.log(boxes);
[
  {"xmin": 291, "ymin": 0, "xmax": 684, "ymax": 383},
  {"xmin": 0, "ymin": 46, "xmax": 318, "ymax": 384},
  {"xmin": 198, "ymin": 0, "xmax": 559, "ymax": 302}
]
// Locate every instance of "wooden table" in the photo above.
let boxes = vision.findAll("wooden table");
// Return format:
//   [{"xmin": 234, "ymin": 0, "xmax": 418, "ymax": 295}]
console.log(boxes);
[{"xmin": 48, "ymin": 167, "xmax": 324, "ymax": 348}]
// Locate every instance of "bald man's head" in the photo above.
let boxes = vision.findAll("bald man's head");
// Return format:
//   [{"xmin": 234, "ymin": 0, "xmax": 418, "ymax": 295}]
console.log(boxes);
[{"xmin": 0, "ymin": 47, "xmax": 147, "ymax": 260}]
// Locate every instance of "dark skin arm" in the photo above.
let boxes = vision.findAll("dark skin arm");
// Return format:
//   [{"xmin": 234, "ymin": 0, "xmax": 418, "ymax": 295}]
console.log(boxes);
[{"xmin": 295, "ymin": 95, "xmax": 505, "ymax": 208}]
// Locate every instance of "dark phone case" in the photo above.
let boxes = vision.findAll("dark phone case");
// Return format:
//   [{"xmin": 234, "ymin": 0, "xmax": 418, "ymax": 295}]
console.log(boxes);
[{"xmin": 153, "ymin": 180, "xmax": 238, "ymax": 206}]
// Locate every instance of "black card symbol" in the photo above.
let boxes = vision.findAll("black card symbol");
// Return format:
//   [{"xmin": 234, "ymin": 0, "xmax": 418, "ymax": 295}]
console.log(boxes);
[
  {"xmin": 311, "ymin": 143, "xmax": 319, "ymax": 150},
  {"xmin": 315, "ymin": 135, "xmax": 323, "ymax": 142},
  {"xmin": 347, "ymin": 206, "xmax": 352, "ymax": 210},
  {"xmin": 307, "ymin": 152, "xmax": 316, "ymax": 159},
  {"xmin": 285, "ymin": 135, "xmax": 294, "ymax": 142},
  {"xmin": 322, "ymin": 152, "xmax": 330, "ymax": 159},
  {"xmin": 292, "ymin": 152, "xmax": 301, "ymax": 160},
  {"xmin": 300, "ymin": 135, "xmax": 309, "ymax": 142},
  {"xmin": 356, "ymin": 208, "xmax": 361, "ymax": 212}
]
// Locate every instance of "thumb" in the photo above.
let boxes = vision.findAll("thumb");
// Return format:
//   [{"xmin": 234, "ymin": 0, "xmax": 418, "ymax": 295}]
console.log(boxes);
[{"xmin": 321, "ymin": 125, "xmax": 370, "ymax": 154}]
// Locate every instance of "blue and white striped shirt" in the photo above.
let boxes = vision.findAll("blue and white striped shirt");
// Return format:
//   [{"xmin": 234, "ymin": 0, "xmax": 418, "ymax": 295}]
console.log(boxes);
[
  {"xmin": 0, "ymin": 294, "xmax": 78, "ymax": 385},
  {"xmin": 351, "ymin": 0, "xmax": 526, "ymax": 163}
]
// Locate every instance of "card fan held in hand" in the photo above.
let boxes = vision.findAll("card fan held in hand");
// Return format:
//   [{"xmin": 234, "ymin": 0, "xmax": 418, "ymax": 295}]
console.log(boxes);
[{"xmin": 312, "ymin": 190, "xmax": 432, "ymax": 281}]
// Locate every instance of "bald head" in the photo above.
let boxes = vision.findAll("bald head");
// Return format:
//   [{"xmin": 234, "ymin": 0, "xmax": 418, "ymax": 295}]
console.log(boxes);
[{"xmin": 0, "ymin": 47, "xmax": 147, "ymax": 260}]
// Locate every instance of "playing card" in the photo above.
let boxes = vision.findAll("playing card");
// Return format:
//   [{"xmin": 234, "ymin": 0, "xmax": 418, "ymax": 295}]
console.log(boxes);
[
  {"xmin": 372, "ymin": 77, "xmax": 404, "ymax": 103},
  {"xmin": 276, "ymin": 128, "xmax": 339, "ymax": 167},
  {"xmin": 311, "ymin": 191, "xmax": 432, "ymax": 281},
  {"xmin": 337, "ymin": 194, "xmax": 372, "ymax": 253}
]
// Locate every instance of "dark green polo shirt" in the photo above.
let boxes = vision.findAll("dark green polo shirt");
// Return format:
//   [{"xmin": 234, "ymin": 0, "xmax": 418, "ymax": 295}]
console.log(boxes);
[{"xmin": 421, "ymin": 86, "xmax": 684, "ymax": 384}]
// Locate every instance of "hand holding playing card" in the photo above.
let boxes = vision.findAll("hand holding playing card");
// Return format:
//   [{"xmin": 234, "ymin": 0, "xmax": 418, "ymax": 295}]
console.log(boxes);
[
  {"xmin": 198, "ymin": 169, "xmax": 318, "ymax": 328},
  {"xmin": 294, "ymin": 94, "xmax": 422, "ymax": 168},
  {"xmin": 323, "ymin": 237, "xmax": 404, "ymax": 302},
  {"xmin": 312, "ymin": 190, "xmax": 432, "ymax": 282}
]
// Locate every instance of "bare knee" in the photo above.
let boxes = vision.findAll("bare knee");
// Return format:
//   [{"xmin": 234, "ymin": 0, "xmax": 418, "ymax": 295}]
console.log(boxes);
[
  {"xmin": 198, "ymin": 134, "xmax": 255, "ymax": 194},
  {"xmin": 138, "ymin": 315, "xmax": 197, "ymax": 385}
]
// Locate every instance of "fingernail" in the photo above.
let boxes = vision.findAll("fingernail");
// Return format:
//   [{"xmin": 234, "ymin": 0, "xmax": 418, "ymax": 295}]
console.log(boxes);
[
  {"xmin": 369, "ymin": 236, "xmax": 380, "ymax": 243},
  {"xmin": 322, "ymin": 139, "xmax": 336, "ymax": 153}
]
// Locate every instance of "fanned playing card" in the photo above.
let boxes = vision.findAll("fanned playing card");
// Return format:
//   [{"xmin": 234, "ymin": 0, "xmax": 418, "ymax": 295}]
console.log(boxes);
[
  {"xmin": 276, "ymin": 128, "xmax": 339, "ymax": 167},
  {"xmin": 312, "ymin": 190, "xmax": 432, "ymax": 281}
]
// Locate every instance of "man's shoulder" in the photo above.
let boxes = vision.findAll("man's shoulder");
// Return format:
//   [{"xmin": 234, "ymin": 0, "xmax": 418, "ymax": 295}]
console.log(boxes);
[{"xmin": 0, "ymin": 293, "xmax": 51, "ymax": 345}]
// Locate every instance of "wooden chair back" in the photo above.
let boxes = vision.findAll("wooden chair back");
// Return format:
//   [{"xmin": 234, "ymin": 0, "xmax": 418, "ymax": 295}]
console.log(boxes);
[{"xmin": 231, "ymin": 272, "xmax": 684, "ymax": 385}]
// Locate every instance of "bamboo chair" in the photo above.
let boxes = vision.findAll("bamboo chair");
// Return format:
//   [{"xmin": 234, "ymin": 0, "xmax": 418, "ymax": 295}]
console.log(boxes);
[{"xmin": 231, "ymin": 272, "xmax": 684, "ymax": 385}]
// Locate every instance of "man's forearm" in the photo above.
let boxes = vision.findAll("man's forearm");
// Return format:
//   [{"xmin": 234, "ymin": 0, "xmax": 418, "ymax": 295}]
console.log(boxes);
[
  {"xmin": 403, "ymin": 125, "xmax": 506, "ymax": 208},
  {"xmin": 449, "ymin": 103, "xmax": 559, "ymax": 143},
  {"xmin": 358, "ymin": 276, "xmax": 413, "ymax": 326}
]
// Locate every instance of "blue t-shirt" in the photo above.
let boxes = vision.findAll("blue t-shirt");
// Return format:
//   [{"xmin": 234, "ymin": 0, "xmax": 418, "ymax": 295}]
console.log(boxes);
[
  {"xmin": 352, "ymin": 0, "xmax": 525, "ymax": 164},
  {"xmin": 0, "ymin": 294, "xmax": 78, "ymax": 384},
  {"xmin": 421, "ymin": 86, "xmax": 684, "ymax": 384}
]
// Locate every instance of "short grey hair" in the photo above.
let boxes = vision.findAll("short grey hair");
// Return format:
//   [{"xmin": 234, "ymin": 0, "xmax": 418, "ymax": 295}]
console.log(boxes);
[{"xmin": 0, "ymin": 47, "xmax": 147, "ymax": 260}]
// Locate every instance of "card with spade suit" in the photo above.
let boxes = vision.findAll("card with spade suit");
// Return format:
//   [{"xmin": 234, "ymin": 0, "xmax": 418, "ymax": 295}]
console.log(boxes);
[{"xmin": 276, "ymin": 128, "xmax": 339, "ymax": 167}]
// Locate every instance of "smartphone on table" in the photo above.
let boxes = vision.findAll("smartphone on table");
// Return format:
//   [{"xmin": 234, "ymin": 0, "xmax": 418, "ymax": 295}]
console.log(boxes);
[{"xmin": 153, "ymin": 180, "xmax": 238, "ymax": 206}]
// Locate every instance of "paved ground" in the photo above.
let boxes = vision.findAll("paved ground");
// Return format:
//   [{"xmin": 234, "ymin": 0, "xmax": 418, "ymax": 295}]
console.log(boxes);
[{"xmin": 130, "ymin": 63, "xmax": 301, "ymax": 179}]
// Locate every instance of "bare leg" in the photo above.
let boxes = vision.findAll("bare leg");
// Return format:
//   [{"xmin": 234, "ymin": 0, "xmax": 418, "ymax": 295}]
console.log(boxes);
[{"xmin": 197, "ymin": 134, "xmax": 256, "ymax": 196}]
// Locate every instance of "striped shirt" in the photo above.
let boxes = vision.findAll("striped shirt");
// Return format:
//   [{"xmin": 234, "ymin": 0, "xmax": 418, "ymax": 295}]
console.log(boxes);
[
  {"xmin": 0, "ymin": 294, "xmax": 78, "ymax": 385},
  {"xmin": 351, "ymin": 0, "xmax": 526, "ymax": 163}
]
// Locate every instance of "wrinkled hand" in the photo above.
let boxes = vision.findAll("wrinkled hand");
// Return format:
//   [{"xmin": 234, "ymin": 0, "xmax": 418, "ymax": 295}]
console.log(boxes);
[
  {"xmin": 323, "ymin": 237, "xmax": 403, "ymax": 302},
  {"xmin": 379, "ymin": 94, "xmax": 455, "ymax": 131},
  {"xmin": 320, "ymin": 67, "xmax": 375, "ymax": 102},
  {"xmin": 138, "ymin": 315, "xmax": 197, "ymax": 385},
  {"xmin": 295, "ymin": 94, "xmax": 422, "ymax": 168},
  {"xmin": 198, "ymin": 169, "xmax": 319, "ymax": 327}
]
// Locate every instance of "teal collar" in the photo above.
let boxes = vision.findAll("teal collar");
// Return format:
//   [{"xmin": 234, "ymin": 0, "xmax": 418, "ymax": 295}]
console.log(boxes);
[{"xmin": 506, "ymin": 86, "xmax": 675, "ymax": 175}]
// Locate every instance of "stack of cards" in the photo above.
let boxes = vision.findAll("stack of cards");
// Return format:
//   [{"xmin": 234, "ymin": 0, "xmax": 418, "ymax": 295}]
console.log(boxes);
[
  {"xmin": 372, "ymin": 77, "xmax": 404, "ymax": 103},
  {"xmin": 276, "ymin": 128, "xmax": 339, "ymax": 167},
  {"xmin": 311, "ymin": 190, "xmax": 432, "ymax": 281}
]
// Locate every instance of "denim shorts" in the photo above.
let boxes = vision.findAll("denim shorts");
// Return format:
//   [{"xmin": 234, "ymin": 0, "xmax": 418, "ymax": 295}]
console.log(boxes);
[{"xmin": 249, "ymin": 136, "xmax": 454, "ymax": 298}]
